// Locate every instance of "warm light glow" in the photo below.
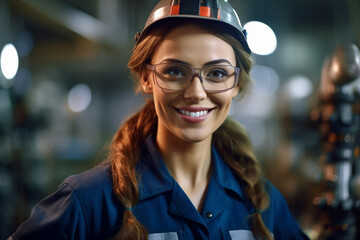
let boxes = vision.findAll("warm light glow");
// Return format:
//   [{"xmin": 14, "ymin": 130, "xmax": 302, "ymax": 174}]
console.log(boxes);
[
  {"xmin": 331, "ymin": 62, "xmax": 340, "ymax": 75},
  {"xmin": 243, "ymin": 21, "xmax": 277, "ymax": 55},
  {"xmin": 1, "ymin": 44, "xmax": 19, "ymax": 80},
  {"xmin": 68, "ymin": 83, "xmax": 92, "ymax": 113}
]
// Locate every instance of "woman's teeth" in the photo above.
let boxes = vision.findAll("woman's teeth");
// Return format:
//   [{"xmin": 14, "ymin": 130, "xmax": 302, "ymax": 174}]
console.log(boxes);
[{"xmin": 179, "ymin": 110, "xmax": 208, "ymax": 117}]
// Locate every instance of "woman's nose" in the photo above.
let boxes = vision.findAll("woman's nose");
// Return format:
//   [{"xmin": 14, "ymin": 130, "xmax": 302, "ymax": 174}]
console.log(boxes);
[{"xmin": 183, "ymin": 74, "xmax": 207, "ymax": 101}]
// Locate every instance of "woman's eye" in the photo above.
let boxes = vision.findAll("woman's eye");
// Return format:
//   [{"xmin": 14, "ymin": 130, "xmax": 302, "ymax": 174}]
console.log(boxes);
[
  {"xmin": 167, "ymin": 69, "xmax": 185, "ymax": 77},
  {"xmin": 207, "ymin": 69, "xmax": 228, "ymax": 79},
  {"xmin": 160, "ymin": 67, "xmax": 186, "ymax": 79}
]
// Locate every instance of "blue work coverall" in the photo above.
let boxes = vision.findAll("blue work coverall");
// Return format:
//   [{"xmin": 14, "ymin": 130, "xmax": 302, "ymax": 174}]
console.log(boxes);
[{"xmin": 10, "ymin": 136, "xmax": 309, "ymax": 240}]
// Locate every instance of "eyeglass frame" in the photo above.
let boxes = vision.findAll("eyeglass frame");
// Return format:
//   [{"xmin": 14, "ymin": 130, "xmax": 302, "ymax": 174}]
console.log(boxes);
[{"xmin": 145, "ymin": 62, "xmax": 240, "ymax": 93}]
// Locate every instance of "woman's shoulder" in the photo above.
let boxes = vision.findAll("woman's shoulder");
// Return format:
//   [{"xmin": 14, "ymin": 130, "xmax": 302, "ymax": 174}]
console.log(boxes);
[
  {"xmin": 59, "ymin": 161, "xmax": 118, "ymax": 211},
  {"xmin": 262, "ymin": 180, "xmax": 297, "ymax": 225},
  {"xmin": 264, "ymin": 180, "xmax": 290, "ymax": 211},
  {"xmin": 58, "ymin": 162, "xmax": 122, "ymax": 237},
  {"xmin": 63, "ymin": 162, "xmax": 112, "ymax": 187},
  {"xmin": 263, "ymin": 180, "xmax": 309, "ymax": 239},
  {"xmin": 11, "ymin": 162, "xmax": 121, "ymax": 239}
]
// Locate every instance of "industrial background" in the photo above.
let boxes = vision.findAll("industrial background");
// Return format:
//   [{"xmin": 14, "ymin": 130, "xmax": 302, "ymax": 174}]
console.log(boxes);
[{"xmin": 1, "ymin": 0, "xmax": 359, "ymax": 239}]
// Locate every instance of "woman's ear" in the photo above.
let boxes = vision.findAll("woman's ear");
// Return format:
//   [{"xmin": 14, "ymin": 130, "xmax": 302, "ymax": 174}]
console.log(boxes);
[
  {"xmin": 140, "ymin": 71, "xmax": 153, "ymax": 94},
  {"xmin": 232, "ymin": 85, "xmax": 240, "ymax": 97}
]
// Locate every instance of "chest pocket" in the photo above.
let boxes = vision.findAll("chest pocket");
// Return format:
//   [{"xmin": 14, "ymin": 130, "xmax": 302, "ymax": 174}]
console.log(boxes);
[{"xmin": 149, "ymin": 232, "xmax": 179, "ymax": 240}]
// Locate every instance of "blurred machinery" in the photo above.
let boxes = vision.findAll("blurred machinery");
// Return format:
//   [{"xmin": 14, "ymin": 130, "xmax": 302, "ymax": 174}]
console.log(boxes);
[{"xmin": 314, "ymin": 43, "xmax": 360, "ymax": 240}]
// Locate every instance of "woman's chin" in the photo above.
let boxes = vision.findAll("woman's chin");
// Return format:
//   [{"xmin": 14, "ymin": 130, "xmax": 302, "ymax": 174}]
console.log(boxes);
[{"xmin": 176, "ymin": 130, "xmax": 212, "ymax": 144}]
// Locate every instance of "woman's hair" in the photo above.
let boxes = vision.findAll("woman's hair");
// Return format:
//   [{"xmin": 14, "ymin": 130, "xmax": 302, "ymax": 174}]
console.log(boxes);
[{"xmin": 110, "ymin": 20, "xmax": 272, "ymax": 240}]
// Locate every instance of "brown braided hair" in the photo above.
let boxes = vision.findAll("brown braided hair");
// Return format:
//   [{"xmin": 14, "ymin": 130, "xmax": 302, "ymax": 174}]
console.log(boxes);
[{"xmin": 110, "ymin": 21, "xmax": 273, "ymax": 240}]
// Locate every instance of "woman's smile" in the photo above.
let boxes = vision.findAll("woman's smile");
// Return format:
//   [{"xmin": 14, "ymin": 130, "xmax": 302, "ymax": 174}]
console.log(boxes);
[{"xmin": 174, "ymin": 106, "xmax": 215, "ymax": 123}]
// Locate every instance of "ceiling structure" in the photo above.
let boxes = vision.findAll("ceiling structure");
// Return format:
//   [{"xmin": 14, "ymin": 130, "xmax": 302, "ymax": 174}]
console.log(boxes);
[{"xmin": 3, "ymin": 0, "xmax": 358, "ymax": 91}]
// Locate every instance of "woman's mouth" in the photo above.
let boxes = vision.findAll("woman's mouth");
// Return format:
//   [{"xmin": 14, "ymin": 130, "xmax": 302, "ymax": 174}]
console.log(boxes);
[
  {"xmin": 178, "ymin": 109, "xmax": 209, "ymax": 117},
  {"xmin": 174, "ymin": 107, "xmax": 214, "ymax": 123}
]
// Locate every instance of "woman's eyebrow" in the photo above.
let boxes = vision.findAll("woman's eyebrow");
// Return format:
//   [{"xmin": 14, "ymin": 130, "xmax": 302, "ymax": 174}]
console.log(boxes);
[
  {"xmin": 160, "ymin": 58, "xmax": 232, "ymax": 66},
  {"xmin": 203, "ymin": 59, "xmax": 232, "ymax": 66},
  {"xmin": 160, "ymin": 58, "xmax": 188, "ymax": 64}
]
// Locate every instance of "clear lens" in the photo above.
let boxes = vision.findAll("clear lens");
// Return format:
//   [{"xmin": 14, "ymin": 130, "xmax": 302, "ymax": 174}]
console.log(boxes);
[
  {"xmin": 152, "ymin": 62, "xmax": 238, "ymax": 91},
  {"xmin": 202, "ymin": 65, "xmax": 237, "ymax": 90}
]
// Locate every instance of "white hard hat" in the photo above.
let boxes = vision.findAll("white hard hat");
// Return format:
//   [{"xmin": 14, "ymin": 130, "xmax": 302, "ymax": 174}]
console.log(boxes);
[{"xmin": 135, "ymin": 0, "xmax": 251, "ymax": 54}]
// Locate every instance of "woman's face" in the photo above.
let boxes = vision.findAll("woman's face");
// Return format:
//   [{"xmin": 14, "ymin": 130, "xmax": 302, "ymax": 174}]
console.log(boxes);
[{"xmin": 144, "ymin": 24, "xmax": 238, "ymax": 144}]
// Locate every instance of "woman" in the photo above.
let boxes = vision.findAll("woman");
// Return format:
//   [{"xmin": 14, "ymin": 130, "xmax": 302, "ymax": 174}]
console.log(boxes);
[{"xmin": 10, "ymin": 0, "xmax": 309, "ymax": 239}]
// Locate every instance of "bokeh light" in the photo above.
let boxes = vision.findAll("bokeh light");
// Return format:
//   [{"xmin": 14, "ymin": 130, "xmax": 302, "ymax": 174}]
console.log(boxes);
[
  {"xmin": 68, "ymin": 83, "xmax": 92, "ymax": 113},
  {"xmin": 243, "ymin": 21, "xmax": 277, "ymax": 55},
  {"xmin": 251, "ymin": 65, "xmax": 280, "ymax": 97},
  {"xmin": 0, "ymin": 44, "xmax": 19, "ymax": 80},
  {"xmin": 287, "ymin": 75, "xmax": 313, "ymax": 99}
]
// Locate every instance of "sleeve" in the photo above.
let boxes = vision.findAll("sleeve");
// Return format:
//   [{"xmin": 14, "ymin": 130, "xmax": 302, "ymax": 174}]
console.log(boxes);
[
  {"xmin": 10, "ymin": 183, "xmax": 89, "ymax": 240},
  {"xmin": 270, "ymin": 184, "xmax": 310, "ymax": 240}
]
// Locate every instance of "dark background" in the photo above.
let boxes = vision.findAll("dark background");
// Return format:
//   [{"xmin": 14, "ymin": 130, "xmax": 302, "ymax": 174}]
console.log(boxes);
[{"xmin": 1, "ymin": 0, "xmax": 359, "ymax": 239}]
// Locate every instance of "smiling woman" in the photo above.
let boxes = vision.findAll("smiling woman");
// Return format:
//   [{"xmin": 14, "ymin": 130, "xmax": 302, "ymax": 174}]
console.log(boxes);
[{"xmin": 9, "ymin": 1, "xmax": 309, "ymax": 240}]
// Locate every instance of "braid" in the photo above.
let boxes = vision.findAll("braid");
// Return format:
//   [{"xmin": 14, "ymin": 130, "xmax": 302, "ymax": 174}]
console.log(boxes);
[
  {"xmin": 213, "ymin": 118, "xmax": 273, "ymax": 240},
  {"xmin": 110, "ymin": 100, "xmax": 157, "ymax": 240}
]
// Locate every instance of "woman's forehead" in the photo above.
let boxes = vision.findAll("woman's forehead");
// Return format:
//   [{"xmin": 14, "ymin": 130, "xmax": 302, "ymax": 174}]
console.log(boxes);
[
  {"xmin": 163, "ymin": 24, "xmax": 222, "ymax": 43},
  {"xmin": 151, "ymin": 24, "xmax": 236, "ymax": 65}
]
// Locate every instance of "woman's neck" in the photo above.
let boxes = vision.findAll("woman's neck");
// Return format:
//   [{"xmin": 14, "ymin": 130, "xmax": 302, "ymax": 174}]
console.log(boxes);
[
  {"xmin": 156, "ymin": 128, "xmax": 212, "ymax": 210},
  {"xmin": 156, "ymin": 131, "xmax": 212, "ymax": 181}
]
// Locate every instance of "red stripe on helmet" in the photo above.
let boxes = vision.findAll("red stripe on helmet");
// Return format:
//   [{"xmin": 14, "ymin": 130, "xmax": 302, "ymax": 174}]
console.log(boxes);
[
  {"xmin": 170, "ymin": 5, "xmax": 180, "ymax": 15},
  {"xmin": 199, "ymin": 6, "xmax": 211, "ymax": 17},
  {"xmin": 170, "ymin": 0, "xmax": 180, "ymax": 15}
]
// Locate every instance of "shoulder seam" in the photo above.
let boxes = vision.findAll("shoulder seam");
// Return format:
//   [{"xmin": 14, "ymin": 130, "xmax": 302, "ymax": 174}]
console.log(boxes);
[{"xmin": 63, "ymin": 182, "xmax": 90, "ymax": 238}]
